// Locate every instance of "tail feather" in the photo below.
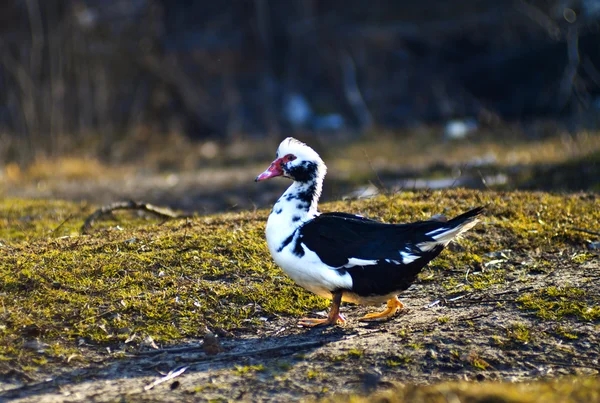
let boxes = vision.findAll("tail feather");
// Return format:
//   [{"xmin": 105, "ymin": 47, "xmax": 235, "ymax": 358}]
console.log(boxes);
[{"xmin": 425, "ymin": 206, "xmax": 484, "ymax": 245}]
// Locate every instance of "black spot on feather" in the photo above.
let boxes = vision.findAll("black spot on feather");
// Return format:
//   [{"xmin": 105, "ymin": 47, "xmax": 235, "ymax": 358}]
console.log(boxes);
[
  {"xmin": 292, "ymin": 238, "xmax": 305, "ymax": 257},
  {"xmin": 295, "ymin": 183, "xmax": 316, "ymax": 204},
  {"xmin": 286, "ymin": 161, "xmax": 318, "ymax": 183},
  {"xmin": 277, "ymin": 233, "xmax": 295, "ymax": 252},
  {"xmin": 292, "ymin": 215, "xmax": 301, "ymax": 222}
]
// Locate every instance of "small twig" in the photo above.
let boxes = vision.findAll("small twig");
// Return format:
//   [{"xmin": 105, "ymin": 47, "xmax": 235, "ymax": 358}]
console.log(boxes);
[
  {"xmin": 569, "ymin": 227, "xmax": 600, "ymax": 237},
  {"xmin": 81, "ymin": 200, "xmax": 193, "ymax": 234},
  {"xmin": 362, "ymin": 149, "xmax": 387, "ymax": 196},
  {"xmin": 447, "ymin": 298, "xmax": 517, "ymax": 306},
  {"xmin": 426, "ymin": 300, "xmax": 440, "ymax": 309},
  {"xmin": 476, "ymin": 169, "xmax": 492, "ymax": 191},
  {"xmin": 447, "ymin": 286, "xmax": 535, "ymax": 302},
  {"xmin": 133, "ymin": 343, "xmax": 204, "ymax": 356},
  {"xmin": 76, "ymin": 309, "xmax": 118, "ymax": 324},
  {"xmin": 444, "ymin": 286, "xmax": 537, "ymax": 307},
  {"xmin": 455, "ymin": 313, "xmax": 492, "ymax": 322},
  {"xmin": 491, "ymin": 286, "xmax": 535, "ymax": 297},
  {"xmin": 50, "ymin": 214, "xmax": 73, "ymax": 234},
  {"xmin": 144, "ymin": 366, "xmax": 188, "ymax": 391}
]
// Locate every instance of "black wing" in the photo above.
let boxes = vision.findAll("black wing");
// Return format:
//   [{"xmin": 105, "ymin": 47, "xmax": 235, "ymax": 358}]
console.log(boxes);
[
  {"xmin": 297, "ymin": 208, "xmax": 482, "ymax": 296},
  {"xmin": 298, "ymin": 212, "xmax": 447, "ymax": 268}
]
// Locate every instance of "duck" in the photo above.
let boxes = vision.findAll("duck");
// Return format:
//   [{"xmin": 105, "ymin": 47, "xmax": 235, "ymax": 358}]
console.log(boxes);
[{"xmin": 255, "ymin": 137, "xmax": 483, "ymax": 327}]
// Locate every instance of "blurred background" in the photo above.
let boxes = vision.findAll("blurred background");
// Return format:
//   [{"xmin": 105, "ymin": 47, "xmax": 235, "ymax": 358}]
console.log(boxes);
[{"xmin": 0, "ymin": 0, "xmax": 599, "ymax": 212}]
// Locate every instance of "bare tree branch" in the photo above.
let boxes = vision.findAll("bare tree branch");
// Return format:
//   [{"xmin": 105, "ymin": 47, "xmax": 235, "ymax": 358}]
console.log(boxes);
[{"xmin": 81, "ymin": 201, "xmax": 193, "ymax": 234}]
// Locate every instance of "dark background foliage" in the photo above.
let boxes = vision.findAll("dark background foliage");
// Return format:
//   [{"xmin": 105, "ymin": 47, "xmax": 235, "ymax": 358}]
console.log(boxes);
[{"xmin": 1, "ymin": 0, "xmax": 600, "ymax": 162}]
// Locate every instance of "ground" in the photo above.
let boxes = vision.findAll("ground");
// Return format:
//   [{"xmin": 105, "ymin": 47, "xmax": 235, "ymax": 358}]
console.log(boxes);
[{"xmin": 0, "ymin": 190, "xmax": 599, "ymax": 402}]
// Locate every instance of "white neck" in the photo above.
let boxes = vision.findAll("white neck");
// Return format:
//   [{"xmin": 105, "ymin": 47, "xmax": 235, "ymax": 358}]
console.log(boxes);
[{"xmin": 265, "ymin": 170, "xmax": 325, "ymax": 255}]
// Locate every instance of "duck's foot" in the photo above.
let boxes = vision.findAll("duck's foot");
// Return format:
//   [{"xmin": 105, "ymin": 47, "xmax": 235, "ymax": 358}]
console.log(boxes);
[
  {"xmin": 359, "ymin": 296, "xmax": 404, "ymax": 322},
  {"xmin": 298, "ymin": 313, "xmax": 346, "ymax": 327},
  {"xmin": 298, "ymin": 290, "xmax": 344, "ymax": 327}
]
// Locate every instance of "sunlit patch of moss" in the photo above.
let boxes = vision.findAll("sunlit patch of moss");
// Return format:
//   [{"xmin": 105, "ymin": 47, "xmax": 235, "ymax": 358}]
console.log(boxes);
[
  {"xmin": 325, "ymin": 376, "xmax": 600, "ymax": 403},
  {"xmin": 347, "ymin": 348, "xmax": 364, "ymax": 358},
  {"xmin": 331, "ymin": 348, "xmax": 364, "ymax": 362},
  {"xmin": 506, "ymin": 323, "xmax": 533, "ymax": 344},
  {"xmin": 525, "ymin": 259, "xmax": 554, "ymax": 274},
  {"xmin": 490, "ymin": 335, "xmax": 505, "ymax": 347},
  {"xmin": 518, "ymin": 287, "xmax": 600, "ymax": 321},
  {"xmin": 442, "ymin": 277, "xmax": 460, "ymax": 290},
  {"xmin": 450, "ymin": 349, "xmax": 461, "ymax": 360},
  {"xmin": 417, "ymin": 271, "xmax": 436, "ymax": 281},
  {"xmin": 306, "ymin": 369, "xmax": 320, "ymax": 380},
  {"xmin": 465, "ymin": 268, "xmax": 506, "ymax": 291},
  {"xmin": 467, "ymin": 352, "xmax": 491, "ymax": 371},
  {"xmin": 234, "ymin": 364, "xmax": 265, "ymax": 375},
  {"xmin": 571, "ymin": 253, "xmax": 595, "ymax": 264},
  {"xmin": 555, "ymin": 325, "xmax": 579, "ymax": 340},
  {"xmin": 385, "ymin": 354, "xmax": 412, "ymax": 367}
]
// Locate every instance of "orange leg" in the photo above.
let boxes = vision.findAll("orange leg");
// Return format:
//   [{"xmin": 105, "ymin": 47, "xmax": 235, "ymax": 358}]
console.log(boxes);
[
  {"xmin": 298, "ymin": 291, "xmax": 345, "ymax": 327},
  {"xmin": 358, "ymin": 296, "xmax": 404, "ymax": 322}
]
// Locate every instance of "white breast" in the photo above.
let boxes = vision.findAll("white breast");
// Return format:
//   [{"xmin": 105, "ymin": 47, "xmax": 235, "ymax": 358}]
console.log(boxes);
[{"xmin": 265, "ymin": 190, "xmax": 352, "ymax": 299}]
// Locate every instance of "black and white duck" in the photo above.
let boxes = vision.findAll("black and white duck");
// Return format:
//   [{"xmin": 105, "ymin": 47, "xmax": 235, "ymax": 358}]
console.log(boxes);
[{"xmin": 256, "ymin": 137, "xmax": 483, "ymax": 326}]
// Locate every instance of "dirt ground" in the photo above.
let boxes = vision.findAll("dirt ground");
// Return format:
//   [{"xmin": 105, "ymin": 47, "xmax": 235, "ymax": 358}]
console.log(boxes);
[{"xmin": 2, "ymin": 244, "xmax": 598, "ymax": 402}]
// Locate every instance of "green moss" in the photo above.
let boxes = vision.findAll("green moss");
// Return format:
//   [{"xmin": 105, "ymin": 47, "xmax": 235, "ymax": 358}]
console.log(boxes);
[
  {"xmin": 385, "ymin": 354, "xmax": 412, "ymax": 367},
  {"xmin": 437, "ymin": 316, "xmax": 450, "ymax": 324},
  {"xmin": 469, "ymin": 355, "xmax": 490, "ymax": 370},
  {"xmin": 555, "ymin": 325, "xmax": 579, "ymax": 340},
  {"xmin": 571, "ymin": 253, "xmax": 595, "ymax": 264},
  {"xmin": 306, "ymin": 369, "xmax": 320, "ymax": 380},
  {"xmin": 330, "ymin": 349, "xmax": 364, "ymax": 362},
  {"xmin": 506, "ymin": 323, "xmax": 533, "ymax": 344},
  {"xmin": 0, "ymin": 190, "xmax": 598, "ymax": 372},
  {"xmin": 234, "ymin": 364, "xmax": 265, "ymax": 375},
  {"xmin": 347, "ymin": 348, "xmax": 364, "ymax": 358},
  {"xmin": 518, "ymin": 287, "xmax": 600, "ymax": 321},
  {"xmin": 465, "ymin": 268, "xmax": 506, "ymax": 291}
]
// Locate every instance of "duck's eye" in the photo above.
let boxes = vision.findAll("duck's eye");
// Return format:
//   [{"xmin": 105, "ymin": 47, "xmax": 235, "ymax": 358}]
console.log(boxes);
[{"xmin": 285, "ymin": 154, "xmax": 297, "ymax": 162}]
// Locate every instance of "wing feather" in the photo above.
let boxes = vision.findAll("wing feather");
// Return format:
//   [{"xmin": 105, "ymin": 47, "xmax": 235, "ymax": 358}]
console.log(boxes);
[{"xmin": 298, "ymin": 213, "xmax": 447, "ymax": 268}]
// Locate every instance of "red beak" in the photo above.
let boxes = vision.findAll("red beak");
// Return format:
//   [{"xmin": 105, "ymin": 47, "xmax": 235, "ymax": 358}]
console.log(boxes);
[{"xmin": 255, "ymin": 158, "xmax": 284, "ymax": 182}]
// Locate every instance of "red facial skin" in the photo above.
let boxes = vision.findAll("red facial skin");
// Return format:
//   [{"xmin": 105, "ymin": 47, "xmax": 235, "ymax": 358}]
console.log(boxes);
[{"xmin": 255, "ymin": 154, "xmax": 296, "ymax": 182}]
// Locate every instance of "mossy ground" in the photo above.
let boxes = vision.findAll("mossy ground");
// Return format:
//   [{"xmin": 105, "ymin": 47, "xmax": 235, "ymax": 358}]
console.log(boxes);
[
  {"xmin": 0, "ymin": 189, "xmax": 599, "ymax": 402},
  {"xmin": 325, "ymin": 376, "xmax": 600, "ymax": 403}
]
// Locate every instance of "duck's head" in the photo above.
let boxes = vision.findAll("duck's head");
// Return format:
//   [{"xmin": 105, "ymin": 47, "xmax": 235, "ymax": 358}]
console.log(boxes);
[{"xmin": 255, "ymin": 137, "xmax": 326, "ymax": 183}]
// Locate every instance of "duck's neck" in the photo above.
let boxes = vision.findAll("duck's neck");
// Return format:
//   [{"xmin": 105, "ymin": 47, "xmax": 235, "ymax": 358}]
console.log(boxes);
[
  {"xmin": 279, "ymin": 178, "xmax": 322, "ymax": 215},
  {"xmin": 266, "ymin": 173, "xmax": 324, "ymax": 248}
]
